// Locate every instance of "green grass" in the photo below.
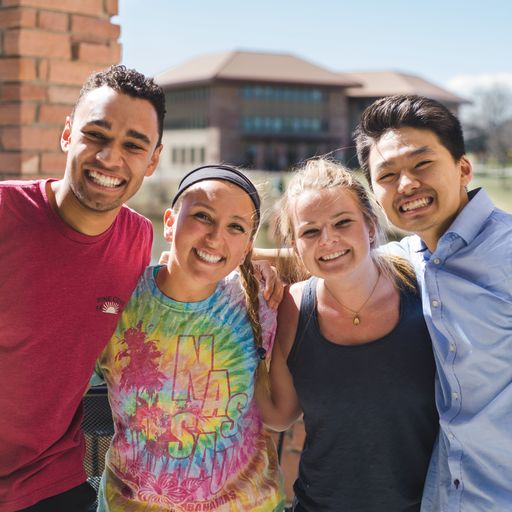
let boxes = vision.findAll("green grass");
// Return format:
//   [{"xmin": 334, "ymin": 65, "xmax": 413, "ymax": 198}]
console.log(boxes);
[{"xmin": 471, "ymin": 175, "xmax": 511, "ymax": 212}]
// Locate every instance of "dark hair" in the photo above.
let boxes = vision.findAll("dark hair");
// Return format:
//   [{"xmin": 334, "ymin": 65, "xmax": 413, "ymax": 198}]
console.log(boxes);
[
  {"xmin": 354, "ymin": 94, "xmax": 465, "ymax": 182},
  {"xmin": 73, "ymin": 64, "xmax": 166, "ymax": 146}
]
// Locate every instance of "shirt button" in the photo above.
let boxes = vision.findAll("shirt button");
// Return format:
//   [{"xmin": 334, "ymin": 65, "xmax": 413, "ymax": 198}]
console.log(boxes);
[
  {"xmin": 450, "ymin": 343, "xmax": 456, "ymax": 352},
  {"xmin": 452, "ymin": 392, "xmax": 459, "ymax": 400},
  {"xmin": 448, "ymin": 432, "xmax": 455, "ymax": 440},
  {"xmin": 432, "ymin": 300, "xmax": 440, "ymax": 308},
  {"xmin": 433, "ymin": 258, "xmax": 441, "ymax": 264}
]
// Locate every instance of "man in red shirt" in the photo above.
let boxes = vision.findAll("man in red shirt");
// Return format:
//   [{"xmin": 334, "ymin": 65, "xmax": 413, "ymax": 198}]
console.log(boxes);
[{"xmin": 0, "ymin": 65, "xmax": 164, "ymax": 512}]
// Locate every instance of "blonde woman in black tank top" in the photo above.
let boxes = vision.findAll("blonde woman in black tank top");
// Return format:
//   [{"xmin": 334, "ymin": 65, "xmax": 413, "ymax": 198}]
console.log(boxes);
[{"xmin": 256, "ymin": 159, "xmax": 438, "ymax": 512}]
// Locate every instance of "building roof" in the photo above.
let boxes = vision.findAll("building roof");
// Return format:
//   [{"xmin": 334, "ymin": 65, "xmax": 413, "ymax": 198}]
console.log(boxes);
[
  {"xmin": 345, "ymin": 71, "xmax": 468, "ymax": 104},
  {"xmin": 156, "ymin": 50, "xmax": 361, "ymax": 88}
]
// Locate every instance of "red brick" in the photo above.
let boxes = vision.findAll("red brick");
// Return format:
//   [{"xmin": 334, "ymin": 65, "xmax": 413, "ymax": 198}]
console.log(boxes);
[
  {"xmin": 0, "ymin": 102, "xmax": 37, "ymax": 125},
  {"xmin": 75, "ymin": 42, "xmax": 113, "ymax": 65},
  {"xmin": 104, "ymin": 0, "xmax": 118, "ymax": 16},
  {"xmin": 0, "ymin": 82, "xmax": 47, "ymax": 101},
  {"xmin": 1, "ymin": 0, "xmax": 104, "ymax": 17},
  {"xmin": 4, "ymin": 29, "xmax": 71, "ymax": 59},
  {"xmin": 49, "ymin": 59, "xmax": 100, "ymax": 86},
  {"xmin": 109, "ymin": 40, "xmax": 121, "ymax": 63},
  {"xmin": 0, "ymin": 151, "xmax": 39, "ymax": 174},
  {"xmin": 37, "ymin": 58, "xmax": 49, "ymax": 80},
  {"xmin": 38, "ymin": 10, "xmax": 69, "ymax": 32},
  {"xmin": 1, "ymin": 125, "xmax": 61, "ymax": 151},
  {"xmin": 0, "ymin": 7, "xmax": 37, "ymax": 29},
  {"xmin": 40, "ymin": 151, "xmax": 66, "ymax": 175},
  {"xmin": 39, "ymin": 103, "xmax": 70, "ymax": 124},
  {"xmin": 0, "ymin": 57, "xmax": 36, "ymax": 80},
  {"xmin": 47, "ymin": 84, "xmax": 79, "ymax": 104},
  {"xmin": 71, "ymin": 15, "xmax": 119, "ymax": 43}
]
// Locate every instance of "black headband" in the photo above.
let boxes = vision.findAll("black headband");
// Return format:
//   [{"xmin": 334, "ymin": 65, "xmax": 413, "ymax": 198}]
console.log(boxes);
[{"xmin": 172, "ymin": 165, "xmax": 261, "ymax": 224}]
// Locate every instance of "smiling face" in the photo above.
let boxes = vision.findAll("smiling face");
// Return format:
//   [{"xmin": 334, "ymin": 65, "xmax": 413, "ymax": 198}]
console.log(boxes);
[
  {"xmin": 164, "ymin": 180, "xmax": 256, "ymax": 299},
  {"xmin": 60, "ymin": 85, "xmax": 162, "ymax": 214},
  {"xmin": 291, "ymin": 187, "xmax": 375, "ymax": 281},
  {"xmin": 368, "ymin": 127, "xmax": 472, "ymax": 251}
]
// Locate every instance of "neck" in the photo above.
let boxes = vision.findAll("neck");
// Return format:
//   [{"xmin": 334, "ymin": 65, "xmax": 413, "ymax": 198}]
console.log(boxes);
[
  {"xmin": 49, "ymin": 180, "xmax": 120, "ymax": 236},
  {"xmin": 156, "ymin": 265, "xmax": 217, "ymax": 302},
  {"xmin": 322, "ymin": 261, "xmax": 381, "ymax": 320}
]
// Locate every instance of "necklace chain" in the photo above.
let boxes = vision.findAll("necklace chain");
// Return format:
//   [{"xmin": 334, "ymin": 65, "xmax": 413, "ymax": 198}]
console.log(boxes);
[{"xmin": 324, "ymin": 271, "xmax": 381, "ymax": 326}]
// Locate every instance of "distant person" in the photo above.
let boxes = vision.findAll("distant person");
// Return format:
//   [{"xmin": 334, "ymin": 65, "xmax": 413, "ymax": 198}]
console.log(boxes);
[
  {"xmin": 256, "ymin": 159, "xmax": 438, "ymax": 511},
  {"xmin": 354, "ymin": 94, "xmax": 512, "ymax": 511},
  {"xmin": 92, "ymin": 165, "xmax": 285, "ymax": 511}
]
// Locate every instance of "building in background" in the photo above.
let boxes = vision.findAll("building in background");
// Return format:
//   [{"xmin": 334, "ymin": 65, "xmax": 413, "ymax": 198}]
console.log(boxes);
[
  {"xmin": 154, "ymin": 50, "xmax": 360, "ymax": 179},
  {"xmin": 153, "ymin": 50, "xmax": 467, "ymax": 179},
  {"xmin": 344, "ymin": 70, "xmax": 469, "ymax": 165}
]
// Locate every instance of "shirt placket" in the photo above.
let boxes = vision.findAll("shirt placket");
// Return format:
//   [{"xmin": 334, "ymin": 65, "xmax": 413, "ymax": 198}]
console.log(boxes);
[{"xmin": 423, "ymin": 238, "xmax": 464, "ymax": 511}]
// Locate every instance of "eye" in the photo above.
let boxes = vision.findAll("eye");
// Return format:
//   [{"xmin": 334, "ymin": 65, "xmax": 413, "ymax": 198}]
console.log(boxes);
[
  {"xmin": 193, "ymin": 211, "xmax": 212, "ymax": 223},
  {"xmin": 124, "ymin": 141, "xmax": 145, "ymax": 152},
  {"xmin": 415, "ymin": 160, "xmax": 432, "ymax": 169},
  {"xmin": 84, "ymin": 130, "xmax": 107, "ymax": 141},
  {"xmin": 335, "ymin": 219, "xmax": 352, "ymax": 228},
  {"xmin": 299, "ymin": 228, "xmax": 319, "ymax": 238},
  {"xmin": 229, "ymin": 223, "xmax": 246, "ymax": 234},
  {"xmin": 377, "ymin": 171, "xmax": 396, "ymax": 183}
]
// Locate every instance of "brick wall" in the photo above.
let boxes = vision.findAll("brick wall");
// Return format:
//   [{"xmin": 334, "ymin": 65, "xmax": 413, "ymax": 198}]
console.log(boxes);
[{"xmin": 0, "ymin": 0, "xmax": 120, "ymax": 179}]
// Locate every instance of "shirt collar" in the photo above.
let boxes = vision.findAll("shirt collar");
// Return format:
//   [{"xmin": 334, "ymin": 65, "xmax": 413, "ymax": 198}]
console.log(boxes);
[
  {"xmin": 414, "ymin": 187, "xmax": 494, "ymax": 257},
  {"xmin": 444, "ymin": 188, "xmax": 494, "ymax": 245}
]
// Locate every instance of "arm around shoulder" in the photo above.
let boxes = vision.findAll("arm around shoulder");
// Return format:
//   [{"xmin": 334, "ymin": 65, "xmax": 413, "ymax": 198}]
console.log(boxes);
[{"xmin": 255, "ymin": 283, "xmax": 304, "ymax": 431}]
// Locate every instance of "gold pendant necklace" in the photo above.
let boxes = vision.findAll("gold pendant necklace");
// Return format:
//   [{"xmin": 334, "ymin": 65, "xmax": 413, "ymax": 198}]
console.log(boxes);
[{"xmin": 324, "ymin": 271, "xmax": 381, "ymax": 326}]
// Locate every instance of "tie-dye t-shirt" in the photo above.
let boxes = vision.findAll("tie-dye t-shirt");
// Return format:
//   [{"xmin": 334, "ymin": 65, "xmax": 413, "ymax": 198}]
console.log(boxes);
[{"xmin": 95, "ymin": 266, "xmax": 285, "ymax": 512}]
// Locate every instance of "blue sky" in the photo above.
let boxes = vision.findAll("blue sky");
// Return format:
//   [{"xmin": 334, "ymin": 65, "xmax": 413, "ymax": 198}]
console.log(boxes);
[{"xmin": 116, "ymin": 0, "xmax": 512, "ymax": 96}]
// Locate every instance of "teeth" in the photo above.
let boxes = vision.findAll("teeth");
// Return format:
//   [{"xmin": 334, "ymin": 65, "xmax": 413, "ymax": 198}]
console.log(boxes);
[
  {"xmin": 88, "ymin": 170, "xmax": 123, "ymax": 188},
  {"xmin": 196, "ymin": 249, "xmax": 222, "ymax": 263},
  {"xmin": 320, "ymin": 250, "xmax": 347, "ymax": 261},
  {"xmin": 401, "ymin": 197, "xmax": 431, "ymax": 212}
]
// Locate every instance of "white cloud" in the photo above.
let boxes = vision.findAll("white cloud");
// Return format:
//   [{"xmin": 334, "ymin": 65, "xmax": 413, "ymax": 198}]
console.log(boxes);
[{"xmin": 446, "ymin": 72, "xmax": 512, "ymax": 96}]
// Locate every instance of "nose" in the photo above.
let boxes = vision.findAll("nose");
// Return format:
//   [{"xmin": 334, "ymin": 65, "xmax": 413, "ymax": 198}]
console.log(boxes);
[
  {"xmin": 206, "ymin": 223, "xmax": 222, "ymax": 244},
  {"xmin": 96, "ymin": 144, "xmax": 122, "ymax": 168},
  {"xmin": 319, "ymin": 226, "xmax": 337, "ymax": 246},
  {"xmin": 397, "ymin": 171, "xmax": 420, "ymax": 194}
]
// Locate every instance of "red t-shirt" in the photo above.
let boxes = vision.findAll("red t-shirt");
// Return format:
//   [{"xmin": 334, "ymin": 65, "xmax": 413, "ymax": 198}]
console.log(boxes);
[{"xmin": 0, "ymin": 180, "xmax": 153, "ymax": 511}]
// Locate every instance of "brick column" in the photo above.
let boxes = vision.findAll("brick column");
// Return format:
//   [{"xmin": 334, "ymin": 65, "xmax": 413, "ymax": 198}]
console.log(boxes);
[{"xmin": 0, "ymin": 0, "xmax": 120, "ymax": 179}]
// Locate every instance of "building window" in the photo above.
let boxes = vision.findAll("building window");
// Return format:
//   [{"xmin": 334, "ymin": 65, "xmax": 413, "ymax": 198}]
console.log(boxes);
[
  {"xmin": 241, "ymin": 85, "xmax": 325, "ymax": 103},
  {"xmin": 241, "ymin": 116, "xmax": 326, "ymax": 134}
]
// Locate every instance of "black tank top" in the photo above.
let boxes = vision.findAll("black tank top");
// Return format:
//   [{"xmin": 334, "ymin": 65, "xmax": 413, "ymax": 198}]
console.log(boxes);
[{"xmin": 289, "ymin": 277, "xmax": 438, "ymax": 512}]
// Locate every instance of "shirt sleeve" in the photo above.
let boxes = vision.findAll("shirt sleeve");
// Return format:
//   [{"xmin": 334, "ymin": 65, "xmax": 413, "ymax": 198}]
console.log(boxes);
[{"xmin": 258, "ymin": 295, "xmax": 277, "ymax": 354}]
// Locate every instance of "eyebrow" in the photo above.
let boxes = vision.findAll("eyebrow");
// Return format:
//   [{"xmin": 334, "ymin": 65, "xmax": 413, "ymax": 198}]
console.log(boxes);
[
  {"xmin": 85, "ymin": 120, "xmax": 151, "ymax": 146},
  {"xmin": 193, "ymin": 201, "xmax": 252, "ymax": 224},
  {"xmin": 299, "ymin": 211, "xmax": 352, "ymax": 226},
  {"xmin": 376, "ymin": 146, "xmax": 434, "ymax": 171}
]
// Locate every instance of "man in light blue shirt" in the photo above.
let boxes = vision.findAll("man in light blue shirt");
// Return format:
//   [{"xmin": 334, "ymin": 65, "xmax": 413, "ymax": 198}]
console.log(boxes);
[{"xmin": 355, "ymin": 94, "xmax": 512, "ymax": 512}]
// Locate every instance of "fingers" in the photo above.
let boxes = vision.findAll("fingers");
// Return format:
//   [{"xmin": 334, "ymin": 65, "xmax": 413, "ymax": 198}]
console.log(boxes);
[{"xmin": 159, "ymin": 250, "xmax": 170, "ymax": 265}]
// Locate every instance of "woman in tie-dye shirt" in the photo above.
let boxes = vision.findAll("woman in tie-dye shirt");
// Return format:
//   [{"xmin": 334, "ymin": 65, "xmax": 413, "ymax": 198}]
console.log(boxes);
[{"xmin": 94, "ymin": 165, "xmax": 285, "ymax": 512}]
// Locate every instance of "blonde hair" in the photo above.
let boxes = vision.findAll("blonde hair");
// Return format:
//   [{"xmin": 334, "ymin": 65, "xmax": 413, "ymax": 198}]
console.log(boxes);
[
  {"xmin": 172, "ymin": 177, "xmax": 270, "ymax": 389},
  {"xmin": 276, "ymin": 158, "xmax": 417, "ymax": 291}
]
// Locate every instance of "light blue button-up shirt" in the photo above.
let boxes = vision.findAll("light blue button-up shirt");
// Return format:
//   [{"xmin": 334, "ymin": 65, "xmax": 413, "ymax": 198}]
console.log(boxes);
[{"xmin": 389, "ymin": 188, "xmax": 512, "ymax": 512}]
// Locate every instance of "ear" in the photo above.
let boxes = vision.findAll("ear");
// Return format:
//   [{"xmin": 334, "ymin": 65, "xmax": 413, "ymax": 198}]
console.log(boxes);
[
  {"xmin": 60, "ymin": 116, "xmax": 72, "ymax": 153},
  {"xmin": 145, "ymin": 144, "xmax": 163, "ymax": 177},
  {"xmin": 163, "ymin": 208, "xmax": 175, "ymax": 242},
  {"xmin": 240, "ymin": 240, "xmax": 254, "ymax": 265},
  {"xmin": 368, "ymin": 221, "xmax": 377, "ymax": 246},
  {"xmin": 459, "ymin": 155, "xmax": 473, "ymax": 188}
]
